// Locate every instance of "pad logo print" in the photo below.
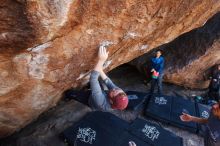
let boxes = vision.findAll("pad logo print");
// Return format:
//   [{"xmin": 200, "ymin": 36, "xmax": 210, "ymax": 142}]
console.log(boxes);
[
  {"xmin": 142, "ymin": 124, "xmax": 160, "ymax": 141},
  {"xmin": 77, "ymin": 127, "xmax": 96, "ymax": 144},
  {"xmin": 155, "ymin": 97, "xmax": 167, "ymax": 105},
  {"xmin": 201, "ymin": 111, "xmax": 209, "ymax": 118}
]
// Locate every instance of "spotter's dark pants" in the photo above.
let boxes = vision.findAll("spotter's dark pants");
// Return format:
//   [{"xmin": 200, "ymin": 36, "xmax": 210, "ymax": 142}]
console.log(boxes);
[{"xmin": 150, "ymin": 74, "xmax": 163, "ymax": 95}]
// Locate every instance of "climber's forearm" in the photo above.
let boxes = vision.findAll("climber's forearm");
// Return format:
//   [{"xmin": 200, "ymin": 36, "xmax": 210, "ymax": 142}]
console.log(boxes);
[
  {"xmin": 191, "ymin": 116, "xmax": 208, "ymax": 124},
  {"xmin": 93, "ymin": 60, "xmax": 108, "ymax": 80}
]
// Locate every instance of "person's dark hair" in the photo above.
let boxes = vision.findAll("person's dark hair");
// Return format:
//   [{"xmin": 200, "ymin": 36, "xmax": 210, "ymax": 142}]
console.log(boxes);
[
  {"xmin": 213, "ymin": 64, "xmax": 220, "ymax": 75},
  {"xmin": 156, "ymin": 49, "xmax": 163, "ymax": 54}
]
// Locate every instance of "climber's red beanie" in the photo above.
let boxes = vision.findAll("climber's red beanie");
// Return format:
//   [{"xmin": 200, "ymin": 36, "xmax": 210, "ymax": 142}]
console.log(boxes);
[{"xmin": 109, "ymin": 91, "xmax": 128, "ymax": 110}]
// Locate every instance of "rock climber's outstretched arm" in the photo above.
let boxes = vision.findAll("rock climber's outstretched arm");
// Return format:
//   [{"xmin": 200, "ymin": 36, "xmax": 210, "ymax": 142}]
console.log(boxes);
[
  {"xmin": 93, "ymin": 46, "xmax": 118, "ymax": 90},
  {"xmin": 94, "ymin": 46, "xmax": 109, "ymax": 80}
]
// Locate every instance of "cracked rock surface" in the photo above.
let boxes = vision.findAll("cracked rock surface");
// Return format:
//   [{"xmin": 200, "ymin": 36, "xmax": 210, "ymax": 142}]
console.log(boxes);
[{"xmin": 0, "ymin": 0, "xmax": 220, "ymax": 137}]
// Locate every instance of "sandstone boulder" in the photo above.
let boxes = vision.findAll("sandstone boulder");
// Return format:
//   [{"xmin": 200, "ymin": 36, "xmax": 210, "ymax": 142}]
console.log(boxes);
[
  {"xmin": 0, "ymin": 0, "xmax": 220, "ymax": 137},
  {"xmin": 131, "ymin": 12, "xmax": 220, "ymax": 89}
]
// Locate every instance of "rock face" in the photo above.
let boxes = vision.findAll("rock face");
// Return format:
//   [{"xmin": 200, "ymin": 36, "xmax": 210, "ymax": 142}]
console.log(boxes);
[
  {"xmin": 0, "ymin": 0, "xmax": 220, "ymax": 137},
  {"xmin": 131, "ymin": 12, "xmax": 220, "ymax": 89},
  {"xmin": 1, "ymin": 100, "xmax": 92, "ymax": 146}
]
